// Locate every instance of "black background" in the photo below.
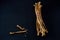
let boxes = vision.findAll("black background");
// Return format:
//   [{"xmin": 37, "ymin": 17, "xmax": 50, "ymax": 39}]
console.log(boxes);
[{"xmin": 0, "ymin": 0, "xmax": 60, "ymax": 40}]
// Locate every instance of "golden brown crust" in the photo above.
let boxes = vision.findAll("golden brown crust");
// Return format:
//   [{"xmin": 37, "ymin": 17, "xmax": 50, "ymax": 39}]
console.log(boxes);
[{"xmin": 34, "ymin": 2, "xmax": 48, "ymax": 36}]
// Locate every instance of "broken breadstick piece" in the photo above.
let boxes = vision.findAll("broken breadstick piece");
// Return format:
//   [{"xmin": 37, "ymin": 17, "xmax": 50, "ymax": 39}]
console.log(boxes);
[
  {"xmin": 17, "ymin": 25, "xmax": 25, "ymax": 30},
  {"xmin": 9, "ymin": 25, "xmax": 27, "ymax": 35}
]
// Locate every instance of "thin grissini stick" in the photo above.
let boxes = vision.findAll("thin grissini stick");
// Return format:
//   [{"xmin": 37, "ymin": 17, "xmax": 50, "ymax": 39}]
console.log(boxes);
[{"xmin": 9, "ymin": 30, "xmax": 27, "ymax": 34}]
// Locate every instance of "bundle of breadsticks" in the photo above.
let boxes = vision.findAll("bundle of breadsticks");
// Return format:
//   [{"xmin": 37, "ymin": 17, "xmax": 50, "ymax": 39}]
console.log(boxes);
[{"xmin": 34, "ymin": 2, "xmax": 48, "ymax": 36}]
